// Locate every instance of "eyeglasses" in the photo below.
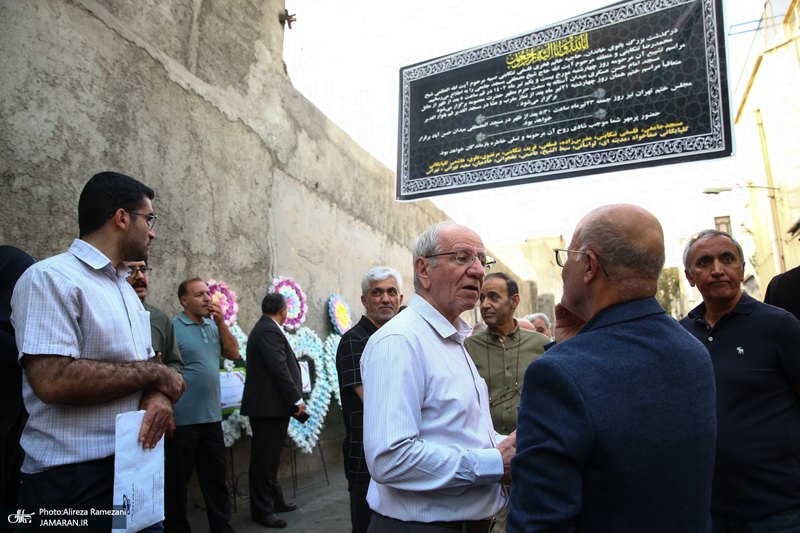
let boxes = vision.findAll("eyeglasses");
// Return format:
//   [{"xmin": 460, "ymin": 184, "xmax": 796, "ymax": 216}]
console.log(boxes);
[
  {"xmin": 554, "ymin": 248, "xmax": 610, "ymax": 277},
  {"xmin": 127, "ymin": 266, "xmax": 152, "ymax": 278},
  {"xmin": 425, "ymin": 250, "xmax": 496, "ymax": 269},
  {"xmin": 126, "ymin": 211, "xmax": 158, "ymax": 230}
]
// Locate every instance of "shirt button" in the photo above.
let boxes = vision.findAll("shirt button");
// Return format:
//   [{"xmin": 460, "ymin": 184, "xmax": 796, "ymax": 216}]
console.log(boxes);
[{"xmin": 708, "ymin": 337, "xmax": 713, "ymax": 341}]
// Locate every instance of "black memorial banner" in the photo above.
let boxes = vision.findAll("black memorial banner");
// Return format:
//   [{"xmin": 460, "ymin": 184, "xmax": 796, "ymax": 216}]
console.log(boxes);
[{"xmin": 396, "ymin": 0, "xmax": 732, "ymax": 201}]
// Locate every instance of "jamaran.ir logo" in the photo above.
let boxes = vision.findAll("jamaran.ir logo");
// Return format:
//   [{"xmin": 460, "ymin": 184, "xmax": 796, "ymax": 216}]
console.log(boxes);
[{"xmin": 7, "ymin": 509, "xmax": 35, "ymax": 524}]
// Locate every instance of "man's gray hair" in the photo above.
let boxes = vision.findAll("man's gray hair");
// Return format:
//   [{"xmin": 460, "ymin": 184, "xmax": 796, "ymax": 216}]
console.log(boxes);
[
  {"xmin": 682, "ymin": 229, "xmax": 745, "ymax": 271},
  {"xmin": 412, "ymin": 220, "xmax": 457, "ymax": 291},
  {"xmin": 578, "ymin": 219, "xmax": 664, "ymax": 282},
  {"xmin": 361, "ymin": 266, "xmax": 403, "ymax": 296},
  {"xmin": 524, "ymin": 313, "xmax": 551, "ymax": 329}
]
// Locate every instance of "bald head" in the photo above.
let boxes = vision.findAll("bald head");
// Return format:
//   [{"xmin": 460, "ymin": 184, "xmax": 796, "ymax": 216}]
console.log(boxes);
[{"xmin": 575, "ymin": 204, "xmax": 665, "ymax": 294}]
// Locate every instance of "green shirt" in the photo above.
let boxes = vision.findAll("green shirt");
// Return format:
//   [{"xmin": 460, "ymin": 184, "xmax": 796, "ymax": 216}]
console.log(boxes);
[
  {"xmin": 143, "ymin": 301, "xmax": 184, "ymax": 374},
  {"xmin": 465, "ymin": 324, "xmax": 548, "ymax": 434}
]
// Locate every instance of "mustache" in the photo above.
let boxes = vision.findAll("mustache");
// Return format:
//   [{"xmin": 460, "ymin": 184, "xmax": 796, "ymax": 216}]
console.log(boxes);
[{"xmin": 132, "ymin": 281, "xmax": 147, "ymax": 289}]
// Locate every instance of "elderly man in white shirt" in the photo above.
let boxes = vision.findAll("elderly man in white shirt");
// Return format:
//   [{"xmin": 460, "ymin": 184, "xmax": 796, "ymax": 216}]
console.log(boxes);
[{"xmin": 361, "ymin": 220, "xmax": 515, "ymax": 533}]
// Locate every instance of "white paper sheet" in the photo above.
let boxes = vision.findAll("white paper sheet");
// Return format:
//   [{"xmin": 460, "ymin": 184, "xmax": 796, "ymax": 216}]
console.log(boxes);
[
  {"xmin": 299, "ymin": 361, "xmax": 311, "ymax": 393},
  {"xmin": 113, "ymin": 410, "xmax": 165, "ymax": 532},
  {"xmin": 220, "ymin": 369, "xmax": 246, "ymax": 410}
]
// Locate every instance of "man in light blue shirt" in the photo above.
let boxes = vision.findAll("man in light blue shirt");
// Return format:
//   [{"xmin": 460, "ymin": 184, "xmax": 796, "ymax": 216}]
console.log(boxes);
[
  {"xmin": 166, "ymin": 277, "xmax": 239, "ymax": 533},
  {"xmin": 11, "ymin": 172, "xmax": 185, "ymax": 518},
  {"xmin": 361, "ymin": 221, "xmax": 515, "ymax": 533}
]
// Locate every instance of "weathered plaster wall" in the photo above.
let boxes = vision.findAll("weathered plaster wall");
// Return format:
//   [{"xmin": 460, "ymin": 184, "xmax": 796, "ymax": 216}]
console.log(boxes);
[{"xmin": 0, "ymin": 0, "xmax": 537, "ymax": 509}]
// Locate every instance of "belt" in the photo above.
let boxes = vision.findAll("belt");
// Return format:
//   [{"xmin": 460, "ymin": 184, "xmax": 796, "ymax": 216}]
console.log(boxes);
[{"xmin": 431, "ymin": 518, "xmax": 495, "ymax": 533}]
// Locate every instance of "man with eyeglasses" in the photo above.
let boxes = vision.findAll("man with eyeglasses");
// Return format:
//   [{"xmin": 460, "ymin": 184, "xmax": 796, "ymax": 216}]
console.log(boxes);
[
  {"xmin": 123, "ymin": 261, "xmax": 184, "ymax": 375},
  {"xmin": 507, "ymin": 205, "xmax": 716, "ymax": 533},
  {"xmin": 361, "ymin": 220, "xmax": 515, "ymax": 533},
  {"xmin": 464, "ymin": 272, "xmax": 548, "ymax": 533},
  {"xmin": 10, "ymin": 172, "xmax": 185, "ymax": 523}
]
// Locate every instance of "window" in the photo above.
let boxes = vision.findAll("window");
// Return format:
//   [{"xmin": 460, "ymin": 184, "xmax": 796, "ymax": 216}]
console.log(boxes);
[{"xmin": 715, "ymin": 216, "xmax": 732, "ymax": 235}]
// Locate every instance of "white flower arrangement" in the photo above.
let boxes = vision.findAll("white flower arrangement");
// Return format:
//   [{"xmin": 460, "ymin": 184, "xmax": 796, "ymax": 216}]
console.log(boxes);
[
  {"xmin": 285, "ymin": 327, "xmax": 334, "ymax": 453},
  {"xmin": 213, "ymin": 287, "xmax": 343, "ymax": 450},
  {"xmin": 323, "ymin": 333, "xmax": 342, "ymax": 409},
  {"xmin": 221, "ymin": 408, "xmax": 252, "ymax": 448}
]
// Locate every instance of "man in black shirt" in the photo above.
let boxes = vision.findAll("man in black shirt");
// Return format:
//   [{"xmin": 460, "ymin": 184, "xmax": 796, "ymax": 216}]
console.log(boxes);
[
  {"xmin": 336, "ymin": 266, "xmax": 403, "ymax": 533},
  {"xmin": 681, "ymin": 229, "xmax": 800, "ymax": 532}
]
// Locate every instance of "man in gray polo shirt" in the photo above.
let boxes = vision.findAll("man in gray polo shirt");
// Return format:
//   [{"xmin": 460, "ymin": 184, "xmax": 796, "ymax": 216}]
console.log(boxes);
[{"xmin": 165, "ymin": 277, "xmax": 240, "ymax": 533}]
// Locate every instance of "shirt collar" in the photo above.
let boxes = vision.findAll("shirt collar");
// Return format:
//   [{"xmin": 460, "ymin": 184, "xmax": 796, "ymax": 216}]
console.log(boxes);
[
  {"xmin": 68, "ymin": 239, "xmax": 121, "ymax": 279},
  {"xmin": 357, "ymin": 315, "xmax": 380, "ymax": 335},
  {"xmin": 409, "ymin": 295, "xmax": 472, "ymax": 343},
  {"xmin": 490, "ymin": 321, "xmax": 520, "ymax": 341},
  {"xmin": 580, "ymin": 297, "xmax": 666, "ymax": 333},
  {"xmin": 176, "ymin": 311, "xmax": 213, "ymax": 327},
  {"xmin": 687, "ymin": 292, "xmax": 756, "ymax": 321}
]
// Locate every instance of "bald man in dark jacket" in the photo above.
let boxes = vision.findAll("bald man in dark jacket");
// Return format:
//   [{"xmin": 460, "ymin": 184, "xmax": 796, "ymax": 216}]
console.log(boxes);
[{"xmin": 241, "ymin": 292, "xmax": 305, "ymax": 529}]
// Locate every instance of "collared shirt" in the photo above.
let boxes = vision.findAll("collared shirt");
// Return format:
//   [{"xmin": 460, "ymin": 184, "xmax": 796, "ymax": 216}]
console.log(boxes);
[
  {"xmin": 173, "ymin": 312, "xmax": 223, "ymax": 426},
  {"xmin": 11, "ymin": 239, "xmax": 152, "ymax": 474},
  {"xmin": 143, "ymin": 301, "xmax": 184, "ymax": 374},
  {"xmin": 336, "ymin": 314, "xmax": 379, "ymax": 482},
  {"xmin": 681, "ymin": 293, "xmax": 800, "ymax": 520},
  {"xmin": 361, "ymin": 296, "xmax": 506, "ymax": 523},
  {"xmin": 465, "ymin": 324, "xmax": 548, "ymax": 434}
]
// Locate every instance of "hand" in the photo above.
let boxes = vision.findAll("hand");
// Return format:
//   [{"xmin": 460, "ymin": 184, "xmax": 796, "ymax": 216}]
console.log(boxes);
[
  {"xmin": 138, "ymin": 389, "xmax": 174, "ymax": 449},
  {"xmin": 150, "ymin": 362, "xmax": 186, "ymax": 404},
  {"xmin": 295, "ymin": 400, "xmax": 306, "ymax": 416},
  {"xmin": 497, "ymin": 430, "xmax": 516, "ymax": 485},
  {"xmin": 208, "ymin": 302, "xmax": 225, "ymax": 326},
  {"xmin": 554, "ymin": 303, "xmax": 586, "ymax": 344}
]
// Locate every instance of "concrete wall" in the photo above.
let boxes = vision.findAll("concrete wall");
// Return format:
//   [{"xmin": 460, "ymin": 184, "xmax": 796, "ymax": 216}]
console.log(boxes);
[
  {"xmin": 491, "ymin": 235, "xmax": 566, "ymax": 322},
  {"xmin": 734, "ymin": 8, "xmax": 800, "ymax": 283},
  {"xmin": 0, "ymin": 0, "xmax": 540, "ymax": 513},
  {"xmin": 0, "ymin": 0, "xmax": 450, "ymax": 336}
]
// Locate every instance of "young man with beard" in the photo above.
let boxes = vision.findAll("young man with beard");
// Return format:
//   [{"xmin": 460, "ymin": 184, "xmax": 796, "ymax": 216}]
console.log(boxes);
[
  {"xmin": 336, "ymin": 266, "xmax": 403, "ymax": 533},
  {"xmin": 11, "ymin": 172, "xmax": 185, "ymax": 521}
]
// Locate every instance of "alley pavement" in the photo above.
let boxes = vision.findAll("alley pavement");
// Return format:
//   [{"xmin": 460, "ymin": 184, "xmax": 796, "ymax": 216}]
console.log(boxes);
[{"xmin": 188, "ymin": 466, "xmax": 351, "ymax": 532}]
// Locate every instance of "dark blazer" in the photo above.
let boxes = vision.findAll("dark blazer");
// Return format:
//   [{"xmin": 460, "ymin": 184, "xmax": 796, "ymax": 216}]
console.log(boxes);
[
  {"xmin": 508, "ymin": 298, "xmax": 716, "ymax": 533},
  {"xmin": 241, "ymin": 316, "xmax": 302, "ymax": 417},
  {"xmin": 765, "ymin": 265, "xmax": 800, "ymax": 321}
]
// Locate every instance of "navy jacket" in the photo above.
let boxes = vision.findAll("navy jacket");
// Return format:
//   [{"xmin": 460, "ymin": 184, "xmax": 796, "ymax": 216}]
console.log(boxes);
[{"xmin": 508, "ymin": 298, "xmax": 716, "ymax": 533}]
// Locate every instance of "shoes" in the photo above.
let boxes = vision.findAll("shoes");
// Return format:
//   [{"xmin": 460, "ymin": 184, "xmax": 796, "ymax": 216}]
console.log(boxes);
[
  {"xmin": 274, "ymin": 502, "xmax": 297, "ymax": 513},
  {"xmin": 253, "ymin": 514, "xmax": 287, "ymax": 528}
]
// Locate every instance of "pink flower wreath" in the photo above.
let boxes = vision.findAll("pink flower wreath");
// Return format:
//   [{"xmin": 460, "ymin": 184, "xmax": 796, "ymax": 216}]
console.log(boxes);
[
  {"xmin": 206, "ymin": 279, "xmax": 238, "ymax": 327},
  {"xmin": 271, "ymin": 277, "xmax": 308, "ymax": 330}
]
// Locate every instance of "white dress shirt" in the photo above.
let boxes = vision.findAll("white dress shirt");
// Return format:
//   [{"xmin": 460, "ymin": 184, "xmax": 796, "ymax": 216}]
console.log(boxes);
[
  {"xmin": 361, "ymin": 295, "xmax": 506, "ymax": 522},
  {"xmin": 11, "ymin": 239, "xmax": 152, "ymax": 473}
]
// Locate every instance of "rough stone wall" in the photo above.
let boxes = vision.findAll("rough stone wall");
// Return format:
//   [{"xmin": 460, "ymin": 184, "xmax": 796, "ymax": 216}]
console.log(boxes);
[
  {"xmin": 0, "ymin": 0, "xmax": 538, "ymax": 510},
  {"xmin": 0, "ymin": 0, "xmax": 447, "ymax": 333}
]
